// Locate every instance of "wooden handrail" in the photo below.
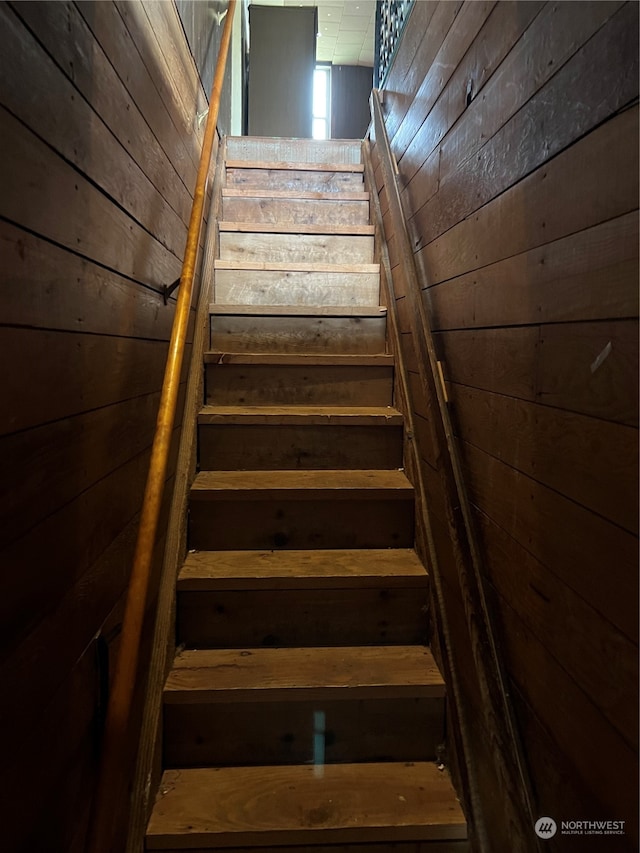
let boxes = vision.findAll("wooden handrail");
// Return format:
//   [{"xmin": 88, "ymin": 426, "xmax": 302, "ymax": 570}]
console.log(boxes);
[
  {"xmin": 86, "ymin": 5, "xmax": 236, "ymax": 851},
  {"xmin": 368, "ymin": 89, "xmax": 540, "ymax": 851}
]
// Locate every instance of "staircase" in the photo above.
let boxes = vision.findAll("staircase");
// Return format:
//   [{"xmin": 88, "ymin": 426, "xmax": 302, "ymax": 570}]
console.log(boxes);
[{"xmin": 145, "ymin": 137, "xmax": 467, "ymax": 851}]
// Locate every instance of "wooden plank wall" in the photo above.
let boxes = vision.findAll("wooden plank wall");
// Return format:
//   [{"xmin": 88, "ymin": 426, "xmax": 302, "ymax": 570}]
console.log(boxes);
[
  {"xmin": 0, "ymin": 2, "xmax": 212, "ymax": 850},
  {"xmin": 374, "ymin": 2, "xmax": 638, "ymax": 851}
]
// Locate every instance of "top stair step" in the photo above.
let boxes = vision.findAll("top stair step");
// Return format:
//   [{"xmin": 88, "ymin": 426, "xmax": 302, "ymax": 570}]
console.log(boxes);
[{"xmin": 226, "ymin": 136, "xmax": 363, "ymax": 166}]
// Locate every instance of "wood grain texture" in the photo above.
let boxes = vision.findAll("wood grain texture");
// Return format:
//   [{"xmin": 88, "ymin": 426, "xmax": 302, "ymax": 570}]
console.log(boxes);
[
  {"xmin": 1, "ymin": 221, "xmax": 177, "ymax": 337},
  {"xmin": 189, "ymin": 497, "xmax": 414, "ymax": 551},
  {"xmin": 210, "ymin": 315, "xmax": 386, "ymax": 355},
  {"xmin": 426, "ymin": 212, "xmax": 639, "ymax": 329},
  {"xmin": 197, "ymin": 405, "xmax": 403, "ymax": 425},
  {"xmin": 146, "ymin": 763, "xmax": 467, "ymax": 848},
  {"xmin": 416, "ymin": 2, "xmax": 638, "ymax": 247},
  {"xmin": 222, "ymin": 196, "xmax": 369, "ymax": 227},
  {"xmin": 220, "ymin": 221, "xmax": 374, "ymax": 235},
  {"xmin": 75, "ymin": 0, "xmax": 198, "ymax": 187},
  {"xmin": 226, "ymin": 167, "xmax": 364, "ymax": 193},
  {"xmin": 199, "ymin": 422, "xmax": 403, "ymax": 470},
  {"xmin": 0, "ymin": 326, "xmax": 176, "ymax": 436},
  {"xmin": 537, "ymin": 319, "xmax": 638, "ymax": 426},
  {"xmin": 164, "ymin": 697, "xmax": 444, "ymax": 767},
  {"xmin": 177, "ymin": 548, "xmax": 427, "ymax": 590},
  {"xmin": 206, "ymin": 363, "xmax": 393, "ymax": 406},
  {"xmin": 219, "ymin": 232, "xmax": 374, "ymax": 264},
  {"xmin": 190, "ymin": 468, "xmax": 414, "ymax": 499},
  {"xmin": 0, "ymin": 104, "xmax": 181, "ymax": 289},
  {"xmin": 462, "ymin": 441, "xmax": 638, "ymax": 644},
  {"xmin": 177, "ymin": 587, "xmax": 427, "ymax": 648},
  {"xmin": 476, "ymin": 508, "xmax": 638, "ymax": 749},
  {"xmin": 497, "ymin": 596, "xmax": 638, "ymax": 836},
  {"xmin": 226, "ymin": 137, "xmax": 363, "ymax": 165},
  {"xmin": 419, "ymin": 105, "xmax": 639, "ymax": 284},
  {"xmin": 0, "ymin": 2, "xmax": 189, "ymax": 253},
  {"xmin": 11, "ymin": 0, "xmax": 192, "ymax": 227},
  {"xmin": 451, "ymin": 383, "xmax": 638, "ymax": 532},
  {"xmin": 165, "ymin": 646, "xmax": 444, "ymax": 701},
  {"xmin": 214, "ymin": 266, "xmax": 380, "ymax": 307}
]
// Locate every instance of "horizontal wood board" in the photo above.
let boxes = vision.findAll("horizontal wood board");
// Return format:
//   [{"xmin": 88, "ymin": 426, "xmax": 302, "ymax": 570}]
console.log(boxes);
[{"xmin": 379, "ymin": 0, "xmax": 639, "ymax": 847}]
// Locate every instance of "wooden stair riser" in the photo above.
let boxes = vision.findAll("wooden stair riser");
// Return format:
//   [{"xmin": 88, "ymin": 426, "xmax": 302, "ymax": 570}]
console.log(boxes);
[
  {"xmin": 226, "ymin": 167, "xmax": 364, "ymax": 194},
  {"xmin": 177, "ymin": 586, "xmax": 427, "ymax": 648},
  {"xmin": 188, "ymin": 496, "xmax": 414, "ymax": 551},
  {"xmin": 164, "ymin": 697, "xmax": 444, "ymax": 768},
  {"xmin": 226, "ymin": 137, "xmax": 362, "ymax": 164},
  {"xmin": 205, "ymin": 364, "xmax": 394, "ymax": 406},
  {"xmin": 210, "ymin": 314, "xmax": 386, "ymax": 355},
  {"xmin": 219, "ymin": 232, "xmax": 374, "ymax": 265},
  {"xmin": 222, "ymin": 196, "xmax": 370, "ymax": 226},
  {"xmin": 214, "ymin": 267, "xmax": 380, "ymax": 307},
  {"xmin": 198, "ymin": 423, "xmax": 403, "ymax": 470}
]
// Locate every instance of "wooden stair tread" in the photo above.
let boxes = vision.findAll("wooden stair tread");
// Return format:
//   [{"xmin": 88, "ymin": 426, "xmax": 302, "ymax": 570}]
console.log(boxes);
[
  {"xmin": 223, "ymin": 188, "xmax": 369, "ymax": 201},
  {"xmin": 190, "ymin": 469, "xmax": 413, "ymax": 501},
  {"xmin": 214, "ymin": 259, "xmax": 379, "ymax": 273},
  {"xmin": 146, "ymin": 762, "xmax": 467, "ymax": 848},
  {"xmin": 164, "ymin": 646, "xmax": 444, "ymax": 702},
  {"xmin": 219, "ymin": 222, "xmax": 375, "ymax": 236},
  {"xmin": 178, "ymin": 548, "xmax": 426, "ymax": 590},
  {"xmin": 225, "ymin": 159, "xmax": 365, "ymax": 173},
  {"xmin": 203, "ymin": 352, "xmax": 393, "ymax": 366},
  {"xmin": 197, "ymin": 405, "xmax": 402, "ymax": 425},
  {"xmin": 209, "ymin": 304, "xmax": 386, "ymax": 317}
]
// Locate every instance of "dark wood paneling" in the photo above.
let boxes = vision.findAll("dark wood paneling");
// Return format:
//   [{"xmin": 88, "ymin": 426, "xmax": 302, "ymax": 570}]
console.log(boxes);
[
  {"xmin": 476, "ymin": 508, "xmax": 637, "ymax": 748},
  {"xmin": 426, "ymin": 212, "xmax": 639, "ymax": 329},
  {"xmin": 379, "ymin": 1, "xmax": 639, "ymax": 845},
  {"xmin": 419, "ymin": 105, "xmax": 638, "ymax": 283},
  {"xmin": 538, "ymin": 319, "xmax": 638, "ymax": 426},
  {"xmin": 10, "ymin": 0, "xmax": 193, "ymax": 227},
  {"xmin": 0, "ymin": 3, "xmax": 209, "ymax": 849},
  {"xmin": 391, "ymin": 0, "xmax": 497, "ymax": 159},
  {"xmin": 462, "ymin": 441, "xmax": 638, "ymax": 644},
  {"xmin": 451, "ymin": 384, "xmax": 638, "ymax": 532},
  {"xmin": 420, "ymin": 2, "xmax": 638, "ymax": 247}
]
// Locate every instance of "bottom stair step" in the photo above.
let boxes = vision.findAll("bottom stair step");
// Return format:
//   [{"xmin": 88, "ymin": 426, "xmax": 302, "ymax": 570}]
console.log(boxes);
[{"xmin": 146, "ymin": 762, "xmax": 467, "ymax": 849}]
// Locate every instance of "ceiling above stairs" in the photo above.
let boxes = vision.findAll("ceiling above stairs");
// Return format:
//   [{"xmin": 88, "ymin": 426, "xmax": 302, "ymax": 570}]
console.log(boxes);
[{"xmin": 250, "ymin": 0, "xmax": 376, "ymax": 66}]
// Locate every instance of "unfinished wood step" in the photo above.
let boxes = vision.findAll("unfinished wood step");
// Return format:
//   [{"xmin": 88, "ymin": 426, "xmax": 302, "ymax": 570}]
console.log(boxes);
[
  {"xmin": 177, "ymin": 548, "xmax": 425, "ymax": 590},
  {"xmin": 188, "ymin": 470, "xmax": 414, "ymax": 551},
  {"xmin": 222, "ymin": 191, "xmax": 370, "ymax": 228},
  {"xmin": 226, "ymin": 166, "xmax": 364, "ymax": 194},
  {"xmin": 205, "ymin": 355, "xmax": 393, "ymax": 406},
  {"xmin": 197, "ymin": 405, "xmax": 403, "ymax": 426},
  {"xmin": 220, "ymin": 221, "xmax": 375, "ymax": 236},
  {"xmin": 214, "ymin": 261, "xmax": 380, "ymax": 307},
  {"xmin": 145, "ymin": 762, "xmax": 467, "ymax": 848},
  {"xmin": 198, "ymin": 400, "xmax": 401, "ymax": 470},
  {"xmin": 165, "ymin": 646, "xmax": 444, "ymax": 702},
  {"xmin": 226, "ymin": 137, "xmax": 363, "ymax": 165},
  {"xmin": 209, "ymin": 307, "xmax": 386, "ymax": 355},
  {"xmin": 219, "ymin": 231, "xmax": 374, "ymax": 264},
  {"xmin": 163, "ymin": 647, "xmax": 444, "ymax": 767}
]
